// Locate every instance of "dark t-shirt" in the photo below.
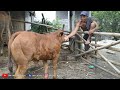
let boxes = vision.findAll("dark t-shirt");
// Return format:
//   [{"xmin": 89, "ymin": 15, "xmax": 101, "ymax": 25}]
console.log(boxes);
[{"xmin": 81, "ymin": 17, "xmax": 93, "ymax": 31}]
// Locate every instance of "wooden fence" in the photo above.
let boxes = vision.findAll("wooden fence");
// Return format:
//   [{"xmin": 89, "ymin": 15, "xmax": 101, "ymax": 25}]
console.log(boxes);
[{"xmin": 71, "ymin": 31, "xmax": 120, "ymax": 78}]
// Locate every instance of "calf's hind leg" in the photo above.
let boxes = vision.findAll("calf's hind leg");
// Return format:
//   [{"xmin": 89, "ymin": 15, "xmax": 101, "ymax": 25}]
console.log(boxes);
[{"xmin": 14, "ymin": 64, "xmax": 28, "ymax": 79}]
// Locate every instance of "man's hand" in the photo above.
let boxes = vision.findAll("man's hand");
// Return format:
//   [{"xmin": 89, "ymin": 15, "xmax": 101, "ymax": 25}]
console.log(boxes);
[
  {"xmin": 64, "ymin": 35, "xmax": 69, "ymax": 41},
  {"xmin": 89, "ymin": 21, "xmax": 99, "ymax": 35},
  {"xmin": 89, "ymin": 30, "xmax": 94, "ymax": 35}
]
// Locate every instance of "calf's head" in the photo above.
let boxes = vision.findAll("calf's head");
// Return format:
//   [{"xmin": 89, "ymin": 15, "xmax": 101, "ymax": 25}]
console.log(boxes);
[{"xmin": 55, "ymin": 29, "xmax": 65, "ymax": 43}]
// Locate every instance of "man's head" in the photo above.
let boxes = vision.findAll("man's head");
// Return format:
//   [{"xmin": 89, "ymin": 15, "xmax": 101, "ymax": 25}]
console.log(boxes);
[{"xmin": 80, "ymin": 11, "xmax": 89, "ymax": 21}]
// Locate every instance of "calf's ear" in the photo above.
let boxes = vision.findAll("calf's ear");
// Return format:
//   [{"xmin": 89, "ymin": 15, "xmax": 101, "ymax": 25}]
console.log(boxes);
[{"xmin": 59, "ymin": 32, "xmax": 63, "ymax": 37}]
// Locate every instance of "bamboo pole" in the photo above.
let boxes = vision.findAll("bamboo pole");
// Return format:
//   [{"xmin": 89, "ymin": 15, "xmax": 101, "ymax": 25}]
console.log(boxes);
[
  {"xmin": 75, "ymin": 40, "xmax": 84, "ymax": 43},
  {"xmin": 11, "ymin": 19, "xmax": 58, "ymax": 30},
  {"xmin": 76, "ymin": 33, "xmax": 95, "ymax": 50},
  {"xmin": 77, "ymin": 31, "xmax": 120, "ymax": 37},
  {"xmin": 90, "ymin": 43, "xmax": 104, "ymax": 47},
  {"xmin": 13, "ymin": 19, "xmax": 120, "ymax": 37},
  {"xmin": 81, "ymin": 57, "xmax": 120, "ymax": 78},
  {"xmin": 77, "ymin": 35, "xmax": 120, "ymax": 73},
  {"xmin": 91, "ymin": 55, "xmax": 120, "ymax": 66},
  {"xmin": 12, "ymin": 19, "xmax": 71, "ymax": 35},
  {"xmin": 76, "ymin": 48, "xmax": 120, "ymax": 76},
  {"xmin": 94, "ymin": 34, "xmax": 98, "ymax": 72},
  {"xmin": 90, "ymin": 41, "xmax": 120, "ymax": 74},
  {"xmin": 76, "ymin": 33, "xmax": 86, "ymax": 43},
  {"xmin": 75, "ymin": 33, "xmax": 120, "ymax": 56},
  {"xmin": 75, "ymin": 48, "xmax": 84, "ymax": 53},
  {"xmin": 75, "ymin": 40, "xmax": 120, "ymax": 57},
  {"xmin": 76, "ymin": 48, "xmax": 120, "ymax": 67},
  {"xmin": 91, "ymin": 43, "xmax": 120, "ymax": 52},
  {"xmin": 98, "ymin": 52, "xmax": 120, "ymax": 74},
  {"xmin": 75, "ymin": 32, "xmax": 120, "ymax": 76},
  {"xmin": 92, "ymin": 43, "xmax": 120, "ymax": 52}
]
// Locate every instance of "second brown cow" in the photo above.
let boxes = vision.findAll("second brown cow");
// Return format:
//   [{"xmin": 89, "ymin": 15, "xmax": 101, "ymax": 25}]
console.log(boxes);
[
  {"xmin": 8, "ymin": 30, "xmax": 65, "ymax": 79},
  {"xmin": 0, "ymin": 11, "xmax": 12, "ymax": 55}
]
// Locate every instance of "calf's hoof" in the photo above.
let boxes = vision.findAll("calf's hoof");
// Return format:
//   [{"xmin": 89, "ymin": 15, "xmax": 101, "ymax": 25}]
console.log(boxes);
[
  {"xmin": 14, "ymin": 75, "xmax": 25, "ymax": 79},
  {"xmin": 44, "ymin": 73, "xmax": 48, "ymax": 79},
  {"xmin": 53, "ymin": 76, "xmax": 57, "ymax": 79}
]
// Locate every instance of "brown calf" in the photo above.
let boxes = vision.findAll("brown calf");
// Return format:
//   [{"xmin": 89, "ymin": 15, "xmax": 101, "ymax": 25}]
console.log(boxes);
[{"xmin": 8, "ymin": 30, "xmax": 65, "ymax": 79}]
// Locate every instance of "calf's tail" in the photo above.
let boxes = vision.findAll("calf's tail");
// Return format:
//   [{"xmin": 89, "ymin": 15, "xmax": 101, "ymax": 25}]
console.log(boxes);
[{"xmin": 8, "ymin": 31, "xmax": 23, "ymax": 74}]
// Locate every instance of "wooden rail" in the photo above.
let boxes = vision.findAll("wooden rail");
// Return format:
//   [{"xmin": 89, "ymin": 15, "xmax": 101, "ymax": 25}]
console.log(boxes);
[
  {"xmin": 77, "ymin": 31, "xmax": 120, "ymax": 37},
  {"xmin": 11, "ymin": 19, "xmax": 58, "ymax": 30}
]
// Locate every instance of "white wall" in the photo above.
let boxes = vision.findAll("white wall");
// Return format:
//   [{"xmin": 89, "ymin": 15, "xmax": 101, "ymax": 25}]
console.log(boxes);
[
  {"xmin": 56, "ymin": 11, "xmax": 69, "ymax": 31},
  {"xmin": 35, "ymin": 11, "xmax": 56, "ymax": 22}
]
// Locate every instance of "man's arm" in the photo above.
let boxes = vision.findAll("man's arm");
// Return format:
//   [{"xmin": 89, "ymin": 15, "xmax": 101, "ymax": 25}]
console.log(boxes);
[
  {"xmin": 67, "ymin": 21, "xmax": 80, "ymax": 38},
  {"xmin": 89, "ymin": 21, "xmax": 99, "ymax": 34},
  {"xmin": 64, "ymin": 20, "xmax": 80, "ymax": 41}
]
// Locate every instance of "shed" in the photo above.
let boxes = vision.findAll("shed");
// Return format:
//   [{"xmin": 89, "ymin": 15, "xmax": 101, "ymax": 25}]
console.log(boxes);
[{"xmin": 10, "ymin": 11, "xmax": 35, "ymax": 33}]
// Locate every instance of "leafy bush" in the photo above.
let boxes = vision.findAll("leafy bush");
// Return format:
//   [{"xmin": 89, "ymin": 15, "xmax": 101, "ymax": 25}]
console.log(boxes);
[
  {"xmin": 31, "ymin": 18, "xmax": 62, "ymax": 34},
  {"xmin": 92, "ymin": 11, "xmax": 120, "ymax": 33}
]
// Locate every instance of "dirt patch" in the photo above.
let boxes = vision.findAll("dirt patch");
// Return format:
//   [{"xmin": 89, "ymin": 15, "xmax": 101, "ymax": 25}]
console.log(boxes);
[{"xmin": 0, "ymin": 46, "xmax": 120, "ymax": 79}]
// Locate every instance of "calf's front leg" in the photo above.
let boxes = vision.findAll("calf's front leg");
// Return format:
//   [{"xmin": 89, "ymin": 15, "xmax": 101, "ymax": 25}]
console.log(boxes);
[
  {"xmin": 43, "ymin": 60, "xmax": 49, "ymax": 79},
  {"xmin": 52, "ymin": 56, "xmax": 59, "ymax": 79}
]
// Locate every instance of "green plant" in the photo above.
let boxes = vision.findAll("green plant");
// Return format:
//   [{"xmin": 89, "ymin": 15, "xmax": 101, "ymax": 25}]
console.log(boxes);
[
  {"xmin": 31, "ymin": 17, "xmax": 62, "ymax": 33},
  {"xmin": 92, "ymin": 11, "xmax": 120, "ymax": 33},
  {"xmin": 52, "ymin": 17, "xmax": 63, "ymax": 29}
]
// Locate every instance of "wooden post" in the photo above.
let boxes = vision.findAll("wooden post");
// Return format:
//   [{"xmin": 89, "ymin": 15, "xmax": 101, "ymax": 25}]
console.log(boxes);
[
  {"xmin": 73, "ymin": 34, "xmax": 83, "ymax": 57},
  {"xmin": 62, "ymin": 24, "xmax": 65, "ymax": 30},
  {"xmin": 69, "ymin": 37, "xmax": 75, "ymax": 53},
  {"xmin": 42, "ymin": 13, "xmax": 45, "ymax": 24},
  {"xmin": 74, "ymin": 34, "xmax": 80, "ymax": 57},
  {"xmin": 94, "ymin": 34, "xmax": 98, "ymax": 72},
  {"xmin": 69, "ymin": 11, "xmax": 73, "ymax": 51}
]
